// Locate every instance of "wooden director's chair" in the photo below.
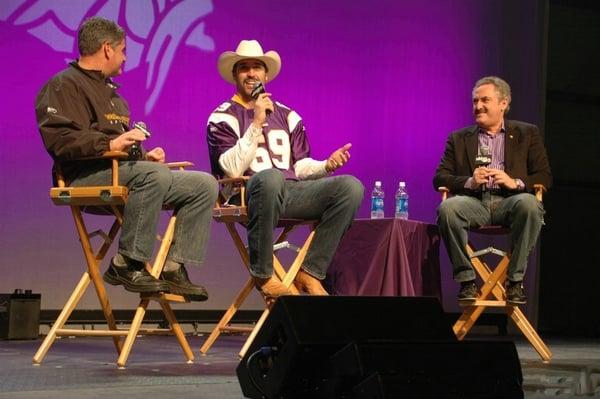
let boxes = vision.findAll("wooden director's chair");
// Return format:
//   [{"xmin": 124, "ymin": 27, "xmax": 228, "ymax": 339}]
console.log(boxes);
[
  {"xmin": 439, "ymin": 185, "xmax": 552, "ymax": 362},
  {"xmin": 33, "ymin": 151, "xmax": 194, "ymax": 368},
  {"xmin": 199, "ymin": 176, "xmax": 316, "ymax": 358}
]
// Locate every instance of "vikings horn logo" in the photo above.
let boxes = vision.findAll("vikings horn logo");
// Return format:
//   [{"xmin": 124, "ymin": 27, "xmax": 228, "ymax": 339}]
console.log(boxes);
[{"xmin": 1, "ymin": 0, "xmax": 214, "ymax": 114}]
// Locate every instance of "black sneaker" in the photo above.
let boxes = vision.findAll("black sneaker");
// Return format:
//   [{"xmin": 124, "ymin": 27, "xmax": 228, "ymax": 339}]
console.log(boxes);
[
  {"xmin": 160, "ymin": 266, "xmax": 208, "ymax": 302},
  {"xmin": 457, "ymin": 281, "xmax": 478, "ymax": 302},
  {"xmin": 103, "ymin": 260, "xmax": 170, "ymax": 293},
  {"xmin": 506, "ymin": 281, "xmax": 526, "ymax": 305}
]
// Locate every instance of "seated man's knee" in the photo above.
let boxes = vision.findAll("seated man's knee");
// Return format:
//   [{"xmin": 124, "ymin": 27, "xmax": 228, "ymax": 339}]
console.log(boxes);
[
  {"xmin": 513, "ymin": 194, "xmax": 543, "ymax": 218},
  {"xmin": 143, "ymin": 162, "xmax": 172, "ymax": 190},
  {"xmin": 437, "ymin": 197, "xmax": 461, "ymax": 220},
  {"xmin": 248, "ymin": 169, "xmax": 285, "ymax": 193},
  {"xmin": 336, "ymin": 175, "xmax": 364, "ymax": 207},
  {"xmin": 192, "ymin": 172, "xmax": 218, "ymax": 201}
]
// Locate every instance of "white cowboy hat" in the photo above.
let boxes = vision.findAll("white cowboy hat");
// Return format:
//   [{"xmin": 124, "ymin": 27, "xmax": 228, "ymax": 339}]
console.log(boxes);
[{"xmin": 217, "ymin": 40, "xmax": 281, "ymax": 84}]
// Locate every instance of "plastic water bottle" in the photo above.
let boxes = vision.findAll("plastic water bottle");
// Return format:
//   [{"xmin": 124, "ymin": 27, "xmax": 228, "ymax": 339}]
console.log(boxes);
[
  {"xmin": 370, "ymin": 181, "xmax": 385, "ymax": 219},
  {"xmin": 395, "ymin": 181, "xmax": 409, "ymax": 220}
]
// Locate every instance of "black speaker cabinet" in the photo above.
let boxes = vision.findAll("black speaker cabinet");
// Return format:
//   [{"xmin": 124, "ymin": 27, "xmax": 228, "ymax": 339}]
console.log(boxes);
[
  {"xmin": 237, "ymin": 296, "xmax": 456, "ymax": 399},
  {"xmin": 0, "ymin": 292, "xmax": 41, "ymax": 340},
  {"xmin": 333, "ymin": 341, "xmax": 523, "ymax": 399}
]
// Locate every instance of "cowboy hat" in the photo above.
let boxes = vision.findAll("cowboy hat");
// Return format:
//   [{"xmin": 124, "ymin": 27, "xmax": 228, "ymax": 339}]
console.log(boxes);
[{"xmin": 217, "ymin": 40, "xmax": 281, "ymax": 84}]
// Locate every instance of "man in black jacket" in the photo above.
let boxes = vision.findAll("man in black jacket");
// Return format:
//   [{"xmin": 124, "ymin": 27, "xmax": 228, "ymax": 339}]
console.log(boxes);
[
  {"xmin": 433, "ymin": 76, "xmax": 552, "ymax": 304},
  {"xmin": 36, "ymin": 17, "xmax": 217, "ymax": 300}
]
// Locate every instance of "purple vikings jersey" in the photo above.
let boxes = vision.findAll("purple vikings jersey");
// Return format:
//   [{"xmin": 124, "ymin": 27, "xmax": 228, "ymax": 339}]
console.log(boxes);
[{"xmin": 207, "ymin": 99, "xmax": 310, "ymax": 179}]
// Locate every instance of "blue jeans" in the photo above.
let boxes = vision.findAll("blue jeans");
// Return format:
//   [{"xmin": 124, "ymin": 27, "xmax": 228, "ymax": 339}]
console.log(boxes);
[
  {"xmin": 437, "ymin": 192, "xmax": 545, "ymax": 282},
  {"xmin": 71, "ymin": 161, "xmax": 218, "ymax": 266},
  {"xmin": 245, "ymin": 169, "xmax": 364, "ymax": 279}
]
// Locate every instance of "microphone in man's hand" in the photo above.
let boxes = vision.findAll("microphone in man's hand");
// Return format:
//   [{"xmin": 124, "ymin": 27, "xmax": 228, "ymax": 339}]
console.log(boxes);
[
  {"xmin": 475, "ymin": 145, "xmax": 491, "ymax": 167},
  {"xmin": 134, "ymin": 121, "xmax": 152, "ymax": 138},
  {"xmin": 251, "ymin": 81, "xmax": 271, "ymax": 115},
  {"xmin": 475, "ymin": 145, "xmax": 491, "ymax": 191},
  {"xmin": 129, "ymin": 121, "xmax": 152, "ymax": 159}
]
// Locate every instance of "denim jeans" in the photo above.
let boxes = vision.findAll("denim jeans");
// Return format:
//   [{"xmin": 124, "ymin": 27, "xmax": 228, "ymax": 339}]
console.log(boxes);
[
  {"xmin": 436, "ymin": 192, "xmax": 545, "ymax": 282},
  {"xmin": 245, "ymin": 169, "xmax": 364, "ymax": 280},
  {"xmin": 71, "ymin": 161, "xmax": 218, "ymax": 266}
]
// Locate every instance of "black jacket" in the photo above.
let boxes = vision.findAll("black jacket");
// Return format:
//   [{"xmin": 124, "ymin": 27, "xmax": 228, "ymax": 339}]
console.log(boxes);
[
  {"xmin": 36, "ymin": 62, "xmax": 134, "ymax": 182},
  {"xmin": 433, "ymin": 120, "xmax": 552, "ymax": 197}
]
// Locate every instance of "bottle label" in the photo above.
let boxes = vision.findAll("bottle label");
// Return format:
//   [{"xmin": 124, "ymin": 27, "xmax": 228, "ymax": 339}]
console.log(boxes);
[
  {"xmin": 396, "ymin": 198, "xmax": 408, "ymax": 213},
  {"xmin": 371, "ymin": 198, "xmax": 384, "ymax": 212}
]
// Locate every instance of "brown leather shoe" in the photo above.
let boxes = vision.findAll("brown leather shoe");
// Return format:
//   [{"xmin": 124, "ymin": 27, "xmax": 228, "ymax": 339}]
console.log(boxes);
[
  {"xmin": 254, "ymin": 276, "xmax": 293, "ymax": 300},
  {"xmin": 294, "ymin": 270, "xmax": 329, "ymax": 295}
]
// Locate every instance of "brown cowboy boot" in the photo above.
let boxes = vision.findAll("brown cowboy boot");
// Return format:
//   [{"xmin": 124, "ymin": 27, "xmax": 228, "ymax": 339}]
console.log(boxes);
[
  {"xmin": 254, "ymin": 276, "xmax": 293, "ymax": 303},
  {"xmin": 294, "ymin": 270, "xmax": 329, "ymax": 295}
]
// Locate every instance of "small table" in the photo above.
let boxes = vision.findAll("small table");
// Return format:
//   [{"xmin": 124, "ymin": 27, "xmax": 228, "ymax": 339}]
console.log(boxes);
[{"xmin": 326, "ymin": 218, "xmax": 441, "ymax": 298}]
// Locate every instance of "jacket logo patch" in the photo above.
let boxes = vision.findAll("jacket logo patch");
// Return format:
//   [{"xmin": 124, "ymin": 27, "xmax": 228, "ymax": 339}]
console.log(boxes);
[{"xmin": 105, "ymin": 113, "xmax": 130, "ymax": 125}]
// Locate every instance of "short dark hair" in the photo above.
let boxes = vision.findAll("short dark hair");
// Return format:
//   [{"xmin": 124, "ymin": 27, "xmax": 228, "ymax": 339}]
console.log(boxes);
[{"xmin": 77, "ymin": 17, "xmax": 125, "ymax": 56}]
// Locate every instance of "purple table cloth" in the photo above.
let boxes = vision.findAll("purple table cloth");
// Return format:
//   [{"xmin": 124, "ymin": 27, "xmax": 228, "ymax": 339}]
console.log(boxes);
[{"xmin": 325, "ymin": 218, "xmax": 441, "ymax": 299}]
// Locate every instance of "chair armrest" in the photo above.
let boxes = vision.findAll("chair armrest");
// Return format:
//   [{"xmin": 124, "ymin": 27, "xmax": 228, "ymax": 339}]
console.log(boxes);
[
  {"xmin": 438, "ymin": 186, "xmax": 449, "ymax": 201},
  {"xmin": 166, "ymin": 161, "xmax": 194, "ymax": 170},
  {"xmin": 533, "ymin": 184, "xmax": 546, "ymax": 202},
  {"xmin": 99, "ymin": 151, "xmax": 129, "ymax": 159}
]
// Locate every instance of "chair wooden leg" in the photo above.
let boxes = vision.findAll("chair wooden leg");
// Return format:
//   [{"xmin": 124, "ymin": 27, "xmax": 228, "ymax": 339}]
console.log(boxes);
[
  {"xmin": 209, "ymin": 221, "xmax": 316, "ymax": 357},
  {"xmin": 239, "ymin": 307, "xmax": 270, "ymax": 358},
  {"xmin": 455, "ymin": 243, "xmax": 552, "ymax": 362},
  {"xmin": 33, "ymin": 272, "xmax": 91, "ymax": 364},
  {"xmin": 72, "ymin": 208, "xmax": 121, "ymax": 352},
  {"xmin": 238, "ymin": 229, "xmax": 316, "ymax": 358},
  {"xmin": 117, "ymin": 299, "xmax": 150, "ymax": 368},
  {"xmin": 281, "ymin": 229, "xmax": 315, "ymax": 288},
  {"xmin": 200, "ymin": 277, "xmax": 255, "ymax": 354},
  {"xmin": 453, "ymin": 305, "xmax": 486, "ymax": 340},
  {"xmin": 149, "ymin": 216, "xmax": 176, "ymax": 278},
  {"xmin": 159, "ymin": 300, "xmax": 194, "ymax": 363},
  {"xmin": 509, "ymin": 307, "xmax": 552, "ymax": 361}
]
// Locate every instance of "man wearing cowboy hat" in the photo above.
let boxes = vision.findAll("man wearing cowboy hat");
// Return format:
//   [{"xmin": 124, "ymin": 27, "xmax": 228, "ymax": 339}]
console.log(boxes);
[{"xmin": 207, "ymin": 39, "xmax": 364, "ymax": 299}]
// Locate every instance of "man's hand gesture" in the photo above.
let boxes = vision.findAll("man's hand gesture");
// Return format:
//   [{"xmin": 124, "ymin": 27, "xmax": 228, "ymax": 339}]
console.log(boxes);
[{"xmin": 326, "ymin": 143, "xmax": 352, "ymax": 173}]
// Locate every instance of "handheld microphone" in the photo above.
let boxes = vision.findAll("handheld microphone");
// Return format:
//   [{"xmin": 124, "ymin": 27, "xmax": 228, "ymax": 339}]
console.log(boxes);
[
  {"xmin": 475, "ymin": 145, "xmax": 491, "ymax": 167},
  {"xmin": 129, "ymin": 121, "xmax": 152, "ymax": 159},
  {"xmin": 133, "ymin": 121, "xmax": 152, "ymax": 138},
  {"xmin": 251, "ymin": 81, "xmax": 271, "ymax": 115},
  {"xmin": 475, "ymin": 145, "xmax": 491, "ymax": 191}
]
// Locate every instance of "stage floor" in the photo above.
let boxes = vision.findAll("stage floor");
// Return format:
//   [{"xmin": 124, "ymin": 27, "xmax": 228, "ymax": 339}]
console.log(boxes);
[{"xmin": 1, "ymin": 332, "xmax": 598, "ymax": 398}]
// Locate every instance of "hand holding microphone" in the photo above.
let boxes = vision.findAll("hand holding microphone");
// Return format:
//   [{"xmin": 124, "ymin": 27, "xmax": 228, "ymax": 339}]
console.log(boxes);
[
  {"xmin": 473, "ymin": 145, "xmax": 492, "ymax": 190},
  {"xmin": 251, "ymin": 81, "xmax": 273, "ymax": 127},
  {"xmin": 128, "ymin": 121, "xmax": 151, "ymax": 159}
]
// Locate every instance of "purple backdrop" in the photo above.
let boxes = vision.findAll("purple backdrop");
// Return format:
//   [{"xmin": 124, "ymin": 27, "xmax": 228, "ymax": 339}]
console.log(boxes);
[{"xmin": 0, "ymin": 0, "xmax": 544, "ymax": 311}]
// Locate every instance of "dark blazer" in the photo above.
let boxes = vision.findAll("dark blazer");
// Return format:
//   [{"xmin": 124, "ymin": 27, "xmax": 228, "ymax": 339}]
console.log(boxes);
[{"xmin": 433, "ymin": 120, "xmax": 552, "ymax": 196}]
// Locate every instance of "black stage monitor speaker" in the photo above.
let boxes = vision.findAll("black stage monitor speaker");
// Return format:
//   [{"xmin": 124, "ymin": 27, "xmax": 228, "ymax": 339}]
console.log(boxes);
[
  {"xmin": 0, "ymin": 291, "xmax": 41, "ymax": 340},
  {"xmin": 333, "ymin": 341, "xmax": 523, "ymax": 399},
  {"xmin": 237, "ymin": 296, "xmax": 456, "ymax": 399}
]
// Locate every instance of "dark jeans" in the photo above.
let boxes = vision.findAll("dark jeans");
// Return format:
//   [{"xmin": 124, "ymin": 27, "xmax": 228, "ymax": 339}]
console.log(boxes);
[
  {"xmin": 246, "ymin": 169, "xmax": 364, "ymax": 280},
  {"xmin": 437, "ymin": 192, "xmax": 545, "ymax": 282},
  {"xmin": 72, "ymin": 161, "xmax": 218, "ymax": 266}
]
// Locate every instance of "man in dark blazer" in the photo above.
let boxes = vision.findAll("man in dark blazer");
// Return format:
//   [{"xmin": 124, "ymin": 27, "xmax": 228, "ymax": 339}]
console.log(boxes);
[{"xmin": 433, "ymin": 76, "xmax": 552, "ymax": 304}]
